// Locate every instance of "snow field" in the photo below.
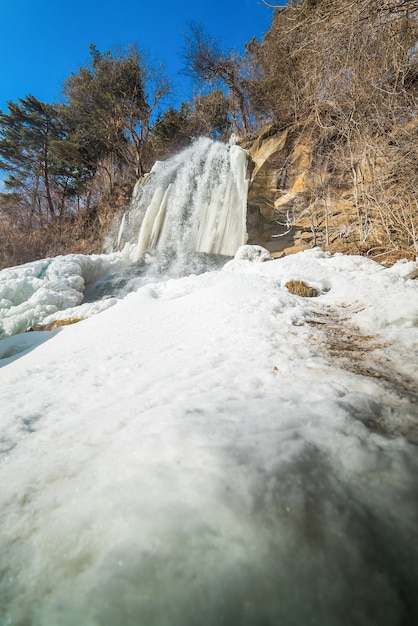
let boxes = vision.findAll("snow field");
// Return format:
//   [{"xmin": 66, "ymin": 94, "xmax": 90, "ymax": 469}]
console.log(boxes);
[{"xmin": 0, "ymin": 248, "xmax": 417, "ymax": 625}]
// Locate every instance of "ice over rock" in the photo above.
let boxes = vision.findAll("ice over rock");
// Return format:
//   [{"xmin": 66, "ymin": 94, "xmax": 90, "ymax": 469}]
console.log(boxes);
[
  {"xmin": 114, "ymin": 136, "xmax": 249, "ymax": 261},
  {"xmin": 0, "ymin": 253, "xmax": 128, "ymax": 338}
]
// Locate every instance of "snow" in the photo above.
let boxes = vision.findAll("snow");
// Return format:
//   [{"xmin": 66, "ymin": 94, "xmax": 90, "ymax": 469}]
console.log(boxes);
[
  {"xmin": 0, "ymin": 246, "xmax": 418, "ymax": 625},
  {"xmin": 0, "ymin": 252, "xmax": 130, "ymax": 338}
]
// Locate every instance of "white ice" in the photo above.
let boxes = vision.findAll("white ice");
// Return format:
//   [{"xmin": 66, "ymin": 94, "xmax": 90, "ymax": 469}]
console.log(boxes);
[
  {"xmin": 0, "ymin": 247, "xmax": 417, "ymax": 625},
  {"xmin": 114, "ymin": 137, "xmax": 249, "ymax": 262},
  {"xmin": 0, "ymin": 251, "xmax": 131, "ymax": 338}
]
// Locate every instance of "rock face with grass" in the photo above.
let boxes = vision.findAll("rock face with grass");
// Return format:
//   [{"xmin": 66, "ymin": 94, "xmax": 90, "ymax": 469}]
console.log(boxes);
[
  {"xmin": 244, "ymin": 119, "xmax": 418, "ymax": 264},
  {"xmin": 245, "ymin": 126, "xmax": 321, "ymax": 255}
]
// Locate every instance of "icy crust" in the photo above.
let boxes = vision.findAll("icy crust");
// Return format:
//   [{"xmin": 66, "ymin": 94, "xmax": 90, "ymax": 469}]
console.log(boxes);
[
  {"xmin": 0, "ymin": 247, "xmax": 417, "ymax": 624},
  {"xmin": 0, "ymin": 251, "xmax": 129, "ymax": 338},
  {"xmin": 0, "ymin": 253, "xmax": 417, "ymax": 624},
  {"xmin": 233, "ymin": 244, "xmax": 272, "ymax": 263}
]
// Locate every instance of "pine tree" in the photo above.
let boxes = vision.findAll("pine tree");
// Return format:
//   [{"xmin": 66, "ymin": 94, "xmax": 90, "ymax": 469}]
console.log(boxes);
[
  {"xmin": 64, "ymin": 44, "xmax": 171, "ymax": 181},
  {"xmin": 0, "ymin": 95, "xmax": 90, "ymax": 222}
]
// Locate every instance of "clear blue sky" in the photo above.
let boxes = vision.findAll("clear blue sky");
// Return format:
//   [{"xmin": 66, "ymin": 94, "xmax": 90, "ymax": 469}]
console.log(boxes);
[{"xmin": 0, "ymin": 0, "xmax": 282, "ymax": 114}]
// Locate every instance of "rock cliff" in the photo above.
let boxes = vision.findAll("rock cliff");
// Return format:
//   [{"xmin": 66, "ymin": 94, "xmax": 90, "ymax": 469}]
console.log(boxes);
[{"xmin": 244, "ymin": 123, "xmax": 418, "ymax": 263}]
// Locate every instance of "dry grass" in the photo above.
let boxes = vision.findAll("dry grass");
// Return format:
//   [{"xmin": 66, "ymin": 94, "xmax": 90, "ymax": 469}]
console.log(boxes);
[
  {"xmin": 285, "ymin": 280, "xmax": 318, "ymax": 297},
  {"xmin": 28, "ymin": 318, "xmax": 84, "ymax": 332}
]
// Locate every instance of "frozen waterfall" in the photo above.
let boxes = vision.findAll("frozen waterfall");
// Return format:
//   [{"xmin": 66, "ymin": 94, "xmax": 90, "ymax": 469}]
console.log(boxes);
[{"xmin": 113, "ymin": 137, "xmax": 249, "ymax": 264}]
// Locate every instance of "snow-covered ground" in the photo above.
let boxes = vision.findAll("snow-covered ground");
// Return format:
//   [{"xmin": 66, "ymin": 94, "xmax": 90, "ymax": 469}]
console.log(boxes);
[{"xmin": 0, "ymin": 246, "xmax": 418, "ymax": 625}]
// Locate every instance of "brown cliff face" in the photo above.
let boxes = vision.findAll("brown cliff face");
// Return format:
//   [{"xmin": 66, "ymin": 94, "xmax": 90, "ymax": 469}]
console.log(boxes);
[
  {"xmin": 244, "ymin": 122, "xmax": 418, "ymax": 264},
  {"xmin": 246, "ymin": 126, "xmax": 315, "ymax": 256}
]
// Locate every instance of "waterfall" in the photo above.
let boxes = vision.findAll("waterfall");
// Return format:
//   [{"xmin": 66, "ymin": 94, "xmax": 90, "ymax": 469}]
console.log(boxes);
[{"xmin": 114, "ymin": 137, "xmax": 249, "ymax": 265}]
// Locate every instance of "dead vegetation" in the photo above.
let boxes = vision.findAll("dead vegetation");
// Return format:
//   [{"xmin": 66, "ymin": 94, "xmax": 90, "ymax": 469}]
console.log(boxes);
[
  {"xmin": 0, "ymin": 179, "xmax": 129, "ymax": 269},
  {"xmin": 251, "ymin": 0, "xmax": 418, "ymax": 261},
  {"xmin": 285, "ymin": 280, "xmax": 318, "ymax": 297},
  {"xmin": 306, "ymin": 307, "xmax": 418, "ymax": 441},
  {"xmin": 27, "ymin": 318, "xmax": 84, "ymax": 332}
]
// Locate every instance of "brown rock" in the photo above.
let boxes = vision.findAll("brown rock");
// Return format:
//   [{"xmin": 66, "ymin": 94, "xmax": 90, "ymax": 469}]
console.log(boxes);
[{"xmin": 283, "ymin": 244, "xmax": 310, "ymax": 256}]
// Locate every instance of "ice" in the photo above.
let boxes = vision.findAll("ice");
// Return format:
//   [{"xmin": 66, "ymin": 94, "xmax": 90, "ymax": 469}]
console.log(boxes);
[
  {"xmin": 114, "ymin": 137, "xmax": 248, "ymax": 262},
  {"xmin": 0, "ymin": 252, "xmax": 130, "ymax": 338},
  {"xmin": 0, "ymin": 330, "xmax": 54, "ymax": 367},
  {"xmin": 0, "ymin": 245, "xmax": 417, "ymax": 624}
]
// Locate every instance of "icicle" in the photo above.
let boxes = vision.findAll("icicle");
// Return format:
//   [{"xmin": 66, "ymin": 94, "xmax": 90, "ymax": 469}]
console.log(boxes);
[{"xmin": 114, "ymin": 137, "xmax": 248, "ymax": 264}]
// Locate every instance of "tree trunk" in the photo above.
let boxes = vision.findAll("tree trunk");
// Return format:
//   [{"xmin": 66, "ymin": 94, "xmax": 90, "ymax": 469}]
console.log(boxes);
[{"xmin": 43, "ymin": 120, "xmax": 55, "ymax": 220}]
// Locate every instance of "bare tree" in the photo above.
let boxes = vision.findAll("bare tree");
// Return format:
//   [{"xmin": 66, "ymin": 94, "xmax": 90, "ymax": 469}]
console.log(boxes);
[{"xmin": 183, "ymin": 23, "xmax": 253, "ymax": 134}]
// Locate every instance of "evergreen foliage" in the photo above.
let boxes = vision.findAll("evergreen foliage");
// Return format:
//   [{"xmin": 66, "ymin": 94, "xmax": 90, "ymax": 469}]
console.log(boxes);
[
  {"xmin": 0, "ymin": 95, "xmax": 90, "ymax": 221},
  {"xmin": 63, "ymin": 44, "xmax": 152, "ymax": 179}
]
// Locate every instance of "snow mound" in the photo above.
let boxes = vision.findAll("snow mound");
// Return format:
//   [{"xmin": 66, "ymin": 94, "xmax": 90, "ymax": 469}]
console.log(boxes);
[
  {"xmin": 0, "ymin": 252, "xmax": 128, "ymax": 338},
  {"xmin": 0, "ymin": 247, "xmax": 417, "ymax": 624},
  {"xmin": 233, "ymin": 244, "xmax": 271, "ymax": 263}
]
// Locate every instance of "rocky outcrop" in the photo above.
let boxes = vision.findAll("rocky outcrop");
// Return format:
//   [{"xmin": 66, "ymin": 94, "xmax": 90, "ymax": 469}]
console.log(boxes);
[
  {"xmin": 245, "ymin": 126, "xmax": 315, "ymax": 255},
  {"xmin": 244, "ymin": 121, "xmax": 418, "ymax": 263},
  {"xmin": 244, "ymin": 126, "xmax": 374, "ymax": 259}
]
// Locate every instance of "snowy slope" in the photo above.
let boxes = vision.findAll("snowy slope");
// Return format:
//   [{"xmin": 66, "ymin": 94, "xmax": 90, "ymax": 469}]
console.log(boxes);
[{"xmin": 0, "ymin": 247, "xmax": 417, "ymax": 626}]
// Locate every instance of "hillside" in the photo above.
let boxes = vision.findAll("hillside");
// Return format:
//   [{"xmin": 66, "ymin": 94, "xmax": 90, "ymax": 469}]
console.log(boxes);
[
  {"xmin": 1, "ymin": 0, "xmax": 417, "ymax": 269},
  {"xmin": 245, "ymin": 119, "xmax": 418, "ymax": 264}
]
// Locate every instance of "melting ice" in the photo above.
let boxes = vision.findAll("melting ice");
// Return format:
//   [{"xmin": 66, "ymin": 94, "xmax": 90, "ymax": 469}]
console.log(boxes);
[{"xmin": 113, "ymin": 136, "xmax": 248, "ymax": 261}]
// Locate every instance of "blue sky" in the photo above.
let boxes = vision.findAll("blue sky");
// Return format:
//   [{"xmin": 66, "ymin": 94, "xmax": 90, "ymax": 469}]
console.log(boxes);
[{"xmin": 0, "ymin": 0, "xmax": 281, "ymax": 114}]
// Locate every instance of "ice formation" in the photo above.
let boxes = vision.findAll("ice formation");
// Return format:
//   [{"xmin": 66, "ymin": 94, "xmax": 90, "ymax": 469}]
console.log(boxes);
[
  {"xmin": 114, "ymin": 137, "xmax": 249, "ymax": 262},
  {"xmin": 0, "ymin": 138, "xmax": 249, "ymax": 337}
]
